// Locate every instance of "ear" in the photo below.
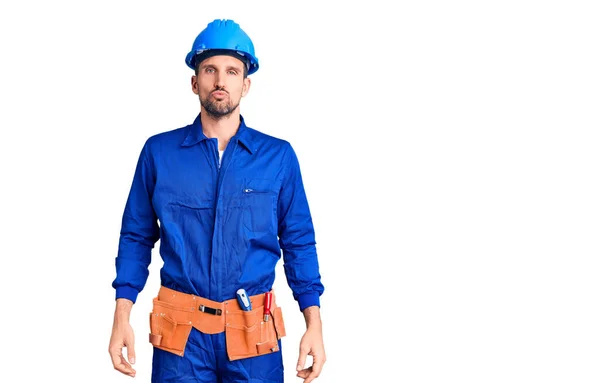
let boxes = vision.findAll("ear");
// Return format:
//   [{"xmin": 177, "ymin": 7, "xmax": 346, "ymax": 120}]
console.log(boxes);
[
  {"xmin": 191, "ymin": 75, "xmax": 199, "ymax": 95},
  {"xmin": 241, "ymin": 77, "xmax": 251, "ymax": 97}
]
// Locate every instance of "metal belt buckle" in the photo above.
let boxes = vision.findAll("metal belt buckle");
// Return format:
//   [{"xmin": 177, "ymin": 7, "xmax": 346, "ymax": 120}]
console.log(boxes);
[{"xmin": 199, "ymin": 304, "xmax": 222, "ymax": 316}]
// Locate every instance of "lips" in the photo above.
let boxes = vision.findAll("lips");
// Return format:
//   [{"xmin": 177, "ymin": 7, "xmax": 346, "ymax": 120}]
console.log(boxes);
[{"xmin": 211, "ymin": 90, "xmax": 228, "ymax": 98}]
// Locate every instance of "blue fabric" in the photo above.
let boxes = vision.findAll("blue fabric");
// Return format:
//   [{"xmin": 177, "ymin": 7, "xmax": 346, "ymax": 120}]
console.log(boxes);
[
  {"xmin": 152, "ymin": 328, "xmax": 284, "ymax": 382},
  {"xmin": 112, "ymin": 114, "xmax": 324, "ymax": 311}
]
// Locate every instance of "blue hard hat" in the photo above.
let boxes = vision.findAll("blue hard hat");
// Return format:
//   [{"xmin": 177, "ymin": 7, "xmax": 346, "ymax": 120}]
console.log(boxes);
[{"xmin": 185, "ymin": 19, "xmax": 259, "ymax": 75}]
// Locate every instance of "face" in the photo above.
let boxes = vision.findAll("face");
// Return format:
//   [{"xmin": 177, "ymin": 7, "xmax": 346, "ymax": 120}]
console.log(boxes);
[{"xmin": 192, "ymin": 55, "xmax": 251, "ymax": 119}]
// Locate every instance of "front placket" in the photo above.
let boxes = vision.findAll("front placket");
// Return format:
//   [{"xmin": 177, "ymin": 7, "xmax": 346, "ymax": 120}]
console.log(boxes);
[{"xmin": 209, "ymin": 138, "xmax": 238, "ymax": 302}]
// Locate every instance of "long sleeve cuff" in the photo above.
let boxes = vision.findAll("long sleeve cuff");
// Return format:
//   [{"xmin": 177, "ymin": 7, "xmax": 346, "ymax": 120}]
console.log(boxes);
[
  {"xmin": 297, "ymin": 291, "xmax": 321, "ymax": 311},
  {"xmin": 115, "ymin": 285, "xmax": 140, "ymax": 304}
]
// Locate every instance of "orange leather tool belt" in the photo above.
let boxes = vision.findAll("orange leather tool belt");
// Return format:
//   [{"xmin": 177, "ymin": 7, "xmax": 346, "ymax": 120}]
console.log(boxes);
[{"xmin": 149, "ymin": 286, "xmax": 286, "ymax": 361}]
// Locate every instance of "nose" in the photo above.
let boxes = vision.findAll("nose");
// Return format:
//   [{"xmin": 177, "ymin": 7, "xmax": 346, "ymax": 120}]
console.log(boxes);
[{"xmin": 214, "ymin": 71, "xmax": 225, "ymax": 89}]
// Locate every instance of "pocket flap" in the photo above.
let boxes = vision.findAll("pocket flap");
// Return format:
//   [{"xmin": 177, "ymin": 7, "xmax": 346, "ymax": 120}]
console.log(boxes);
[
  {"xmin": 149, "ymin": 333, "xmax": 162, "ymax": 346},
  {"xmin": 256, "ymin": 340, "xmax": 279, "ymax": 354},
  {"xmin": 273, "ymin": 306, "xmax": 286, "ymax": 339}
]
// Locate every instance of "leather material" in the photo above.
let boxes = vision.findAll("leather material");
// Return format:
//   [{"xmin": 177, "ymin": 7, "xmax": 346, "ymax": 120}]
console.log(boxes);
[{"xmin": 149, "ymin": 286, "xmax": 285, "ymax": 360}]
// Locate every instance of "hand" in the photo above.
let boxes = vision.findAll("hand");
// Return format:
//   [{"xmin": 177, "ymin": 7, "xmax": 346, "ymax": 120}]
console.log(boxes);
[
  {"xmin": 296, "ymin": 326, "xmax": 326, "ymax": 383},
  {"xmin": 108, "ymin": 299, "xmax": 136, "ymax": 377}
]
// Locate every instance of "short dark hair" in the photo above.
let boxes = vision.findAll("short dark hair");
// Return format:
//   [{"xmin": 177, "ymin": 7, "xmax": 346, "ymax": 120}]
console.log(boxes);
[{"xmin": 193, "ymin": 50, "xmax": 249, "ymax": 78}]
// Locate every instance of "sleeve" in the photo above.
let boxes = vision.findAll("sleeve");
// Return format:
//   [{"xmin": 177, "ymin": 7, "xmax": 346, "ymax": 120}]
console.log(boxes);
[
  {"xmin": 277, "ymin": 143, "xmax": 325, "ymax": 311},
  {"xmin": 111, "ymin": 140, "xmax": 160, "ymax": 303}
]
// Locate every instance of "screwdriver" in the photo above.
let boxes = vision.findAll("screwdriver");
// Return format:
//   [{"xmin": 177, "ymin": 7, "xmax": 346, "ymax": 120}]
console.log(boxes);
[
  {"xmin": 236, "ymin": 288, "xmax": 252, "ymax": 311},
  {"xmin": 263, "ymin": 291, "xmax": 272, "ymax": 322}
]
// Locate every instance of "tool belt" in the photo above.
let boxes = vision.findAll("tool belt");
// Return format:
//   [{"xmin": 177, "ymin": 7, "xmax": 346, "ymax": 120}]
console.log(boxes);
[{"xmin": 148, "ymin": 286, "xmax": 286, "ymax": 361}]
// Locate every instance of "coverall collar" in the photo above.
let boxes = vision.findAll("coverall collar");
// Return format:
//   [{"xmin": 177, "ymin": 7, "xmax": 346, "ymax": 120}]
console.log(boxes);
[{"xmin": 181, "ymin": 113, "xmax": 255, "ymax": 154}]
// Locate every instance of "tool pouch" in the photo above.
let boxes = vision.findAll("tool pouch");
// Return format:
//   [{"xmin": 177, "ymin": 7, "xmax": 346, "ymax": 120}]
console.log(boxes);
[
  {"xmin": 149, "ymin": 298, "xmax": 194, "ymax": 357},
  {"xmin": 148, "ymin": 286, "xmax": 286, "ymax": 361},
  {"xmin": 225, "ymin": 304, "xmax": 286, "ymax": 361}
]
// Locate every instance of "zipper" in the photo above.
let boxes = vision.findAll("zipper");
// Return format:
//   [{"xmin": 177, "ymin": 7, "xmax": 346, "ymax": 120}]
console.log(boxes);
[{"xmin": 244, "ymin": 188, "xmax": 268, "ymax": 193}]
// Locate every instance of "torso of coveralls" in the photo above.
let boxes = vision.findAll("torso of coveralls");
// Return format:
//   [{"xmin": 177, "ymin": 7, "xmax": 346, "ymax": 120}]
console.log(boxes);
[{"xmin": 151, "ymin": 123, "xmax": 286, "ymax": 303}]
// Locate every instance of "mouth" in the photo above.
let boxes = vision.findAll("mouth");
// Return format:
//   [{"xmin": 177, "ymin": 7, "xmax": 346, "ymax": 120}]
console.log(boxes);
[{"xmin": 211, "ymin": 90, "xmax": 228, "ymax": 98}]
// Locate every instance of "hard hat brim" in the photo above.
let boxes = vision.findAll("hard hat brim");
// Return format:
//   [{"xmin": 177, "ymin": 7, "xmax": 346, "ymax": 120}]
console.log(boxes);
[{"xmin": 186, "ymin": 49, "xmax": 258, "ymax": 74}]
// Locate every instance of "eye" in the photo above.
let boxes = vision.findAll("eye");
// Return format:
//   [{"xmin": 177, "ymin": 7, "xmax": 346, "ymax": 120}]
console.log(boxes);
[
  {"xmin": 205, "ymin": 68, "xmax": 215, "ymax": 74},
  {"xmin": 228, "ymin": 70, "xmax": 238, "ymax": 75}
]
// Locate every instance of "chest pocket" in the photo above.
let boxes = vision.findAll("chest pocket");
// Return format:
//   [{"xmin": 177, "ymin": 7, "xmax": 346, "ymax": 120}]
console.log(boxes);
[{"xmin": 242, "ymin": 178, "xmax": 278, "ymax": 234}]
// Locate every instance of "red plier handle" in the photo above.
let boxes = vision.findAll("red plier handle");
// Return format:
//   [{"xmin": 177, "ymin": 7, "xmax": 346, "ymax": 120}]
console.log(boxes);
[{"xmin": 263, "ymin": 292, "xmax": 272, "ymax": 322}]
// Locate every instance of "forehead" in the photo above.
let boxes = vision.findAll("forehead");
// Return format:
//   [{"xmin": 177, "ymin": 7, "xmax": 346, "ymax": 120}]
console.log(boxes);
[{"xmin": 200, "ymin": 55, "xmax": 245, "ymax": 69}]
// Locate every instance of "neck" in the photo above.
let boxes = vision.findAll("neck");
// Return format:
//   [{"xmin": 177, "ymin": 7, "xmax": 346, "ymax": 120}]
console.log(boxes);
[{"xmin": 200, "ymin": 109, "xmax": 241, "ymax": 151}]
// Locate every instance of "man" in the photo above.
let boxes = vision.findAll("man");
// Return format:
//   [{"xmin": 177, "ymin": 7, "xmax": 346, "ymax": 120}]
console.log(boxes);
[{"xmin": 108, "ymin": 19, "xmax": 326, "ymax": 383}]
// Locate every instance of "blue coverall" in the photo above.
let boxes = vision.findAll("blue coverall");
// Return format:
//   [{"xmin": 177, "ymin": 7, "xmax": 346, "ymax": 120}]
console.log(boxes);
[{"xmin": 112, "ymin": 114, "xmax": 325, "ymax": 382}]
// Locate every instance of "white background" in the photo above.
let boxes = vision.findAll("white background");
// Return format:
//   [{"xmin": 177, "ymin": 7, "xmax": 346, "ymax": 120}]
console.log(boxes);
[{"xmin": 1, "ymin": 1, "xmax": 599, "ymax": 382}]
